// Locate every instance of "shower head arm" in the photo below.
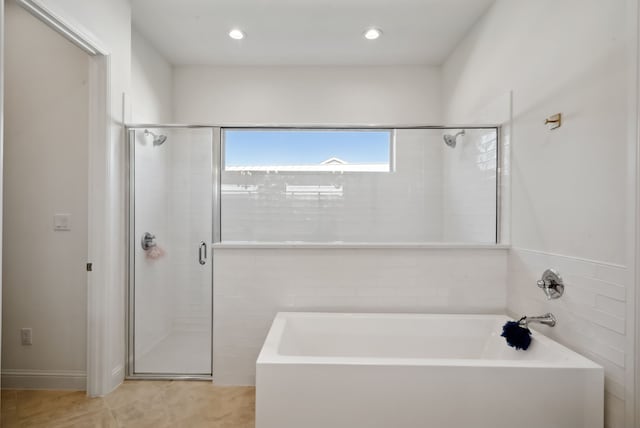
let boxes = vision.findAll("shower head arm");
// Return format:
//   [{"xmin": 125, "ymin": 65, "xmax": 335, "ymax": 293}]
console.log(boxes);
[
  {"xmin": 443, "ymin": 129, "xmax": 465, "ymax": 148},
  {"xmin": 144, "ymin": 129, "xmax": 167, "ymax": 146}
]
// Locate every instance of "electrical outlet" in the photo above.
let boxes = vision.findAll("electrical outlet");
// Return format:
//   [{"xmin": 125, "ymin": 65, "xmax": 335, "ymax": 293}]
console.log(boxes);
[{"xmin": 21, "ymin": 328, "xmax": 32, "ymax": 346}]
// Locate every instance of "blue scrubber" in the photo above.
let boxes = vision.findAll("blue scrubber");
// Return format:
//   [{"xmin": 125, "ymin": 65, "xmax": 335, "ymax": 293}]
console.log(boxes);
[{"xmin": 501, "ymin": 318, "xmax": 532, "ymax": 350}]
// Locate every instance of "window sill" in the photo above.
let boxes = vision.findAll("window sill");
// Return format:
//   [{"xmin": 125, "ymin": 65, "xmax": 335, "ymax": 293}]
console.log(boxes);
[{"xmin": 212, "ymin": 242, "xmax": 511, "ymax": 250}]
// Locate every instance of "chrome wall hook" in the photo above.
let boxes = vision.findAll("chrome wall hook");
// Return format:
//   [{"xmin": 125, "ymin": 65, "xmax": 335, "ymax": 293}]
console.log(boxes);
[{"xmin": 537, "ymin": 268, "xmax": 564, "ymax": 299}]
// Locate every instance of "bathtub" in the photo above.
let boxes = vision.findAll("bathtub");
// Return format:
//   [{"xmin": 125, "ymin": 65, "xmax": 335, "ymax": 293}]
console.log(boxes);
[{"xmin": 256, "ymin": 312, "xmax": 603, "ymax": 428}]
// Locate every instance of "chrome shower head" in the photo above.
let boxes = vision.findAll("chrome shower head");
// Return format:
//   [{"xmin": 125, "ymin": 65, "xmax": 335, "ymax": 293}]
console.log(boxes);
[
  {"xmin": 144, "ymin": 129, "xmax": 167, "ymax": 146},
  {"xmin": 443, "ymin": 130, "xmax": 465, "ymax": 148}
]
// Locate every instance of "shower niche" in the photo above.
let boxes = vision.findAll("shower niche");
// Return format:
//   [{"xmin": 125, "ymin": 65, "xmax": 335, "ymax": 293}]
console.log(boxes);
[{"xmin": 127, "ymin": 126, "xmax": 216, "ymax": 378}]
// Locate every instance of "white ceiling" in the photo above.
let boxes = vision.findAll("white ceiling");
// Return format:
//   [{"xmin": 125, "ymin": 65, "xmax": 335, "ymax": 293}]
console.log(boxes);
[{"xmin": 132, "ymin": 0, "xmax": 496, "ymax": 66}]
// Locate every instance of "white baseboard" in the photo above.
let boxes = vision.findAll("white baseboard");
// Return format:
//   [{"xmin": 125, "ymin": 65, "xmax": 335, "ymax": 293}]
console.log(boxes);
[
  {"xmin": 1, "ymin": 369, "xmax": 86, "ymax": 390},
  {"xmin": 110, "ymin": 364, "xmax": 124, "ymax": 393},
  {"xmin": 112, "ymin": 364, "xmax": 123, "ymax": 378}
]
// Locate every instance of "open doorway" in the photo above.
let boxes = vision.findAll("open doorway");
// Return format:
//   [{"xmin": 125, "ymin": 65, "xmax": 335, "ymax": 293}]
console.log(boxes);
[{"xmin": 2, "ymin": 0, "xmax": 90, "ymax": 390}]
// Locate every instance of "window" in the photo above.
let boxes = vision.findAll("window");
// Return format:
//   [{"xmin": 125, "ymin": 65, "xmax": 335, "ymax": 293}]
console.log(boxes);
[
  {"xmin": 223, "ymin": 129, "xmax": 393, "ymax": 172},
  {"xmin": 220, "ymin": 127, "xmax": 499, "ymax": 244}
]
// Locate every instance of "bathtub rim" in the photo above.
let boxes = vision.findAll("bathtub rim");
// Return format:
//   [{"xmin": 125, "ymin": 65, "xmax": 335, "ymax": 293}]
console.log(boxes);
[{"xmin": 257, "ymin": 312, "xmax": 603, "ymax": 370}]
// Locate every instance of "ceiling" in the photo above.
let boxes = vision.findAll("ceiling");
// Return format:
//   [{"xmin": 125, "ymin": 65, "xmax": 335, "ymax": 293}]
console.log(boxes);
[{"xmin": 131, "ymin": 0, "xmax": 495, "ymax": 66}]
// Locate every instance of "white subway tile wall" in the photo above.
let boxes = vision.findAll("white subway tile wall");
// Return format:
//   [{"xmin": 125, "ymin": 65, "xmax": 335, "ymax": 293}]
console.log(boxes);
[
  {"xmin": 508, "ymin": 248, "xmax": 628, "ymax": 428},
  {"xmin": 133, "ymin": 130, "xmax": 173, "ymax": 357},
  {"xmin": 213, "ymin": 248, "xmax": 508, "ymax": 385},
  {"xmin": 442, "ymin": 128, "xmax": 498, "ymax": 243}
]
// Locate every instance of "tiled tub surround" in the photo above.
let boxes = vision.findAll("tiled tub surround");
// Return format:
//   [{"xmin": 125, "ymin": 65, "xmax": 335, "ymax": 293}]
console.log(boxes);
[
  {"xmin": 212, "ymin": 247, "xmax": 508, "ymax": 385},
  {"xmin": 508, "ymin": 248, "xmax": 629, "ymax": 428},
  {"xmin": 256, "ymin": 312, "xmax": 603, "ymax": 428}
]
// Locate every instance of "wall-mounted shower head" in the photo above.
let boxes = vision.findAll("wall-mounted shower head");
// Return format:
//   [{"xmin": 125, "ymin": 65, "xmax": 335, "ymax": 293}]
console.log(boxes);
[
  {"xmin": 443, "ymin": 130, "xmax": 465, "ymax": 148},
  {"xmin": 144, "ymin": 129, "xmax": 167, "ymax": 146}
]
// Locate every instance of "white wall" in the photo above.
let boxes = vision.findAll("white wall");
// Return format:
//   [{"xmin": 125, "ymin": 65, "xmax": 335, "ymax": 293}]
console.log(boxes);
[
  {"xmin": 131, "ymin": 29, "xmax": 173, "ymax": 123},
  {"xmin": 445, "ymin": 1, "xmax": 628, "ymax": 265},
  {"xmin": 37, "ymin": 0, "xmax": 132, "ymax": 395},
  {"xmin": 174, "ymin": 65, "xmax": 442, "ymax": 124},
  {"xmin": 213, "ymin": 247, "xmax": 508, "ymax": 385},
  {"xmin": 2, "ymin": 1, "xmax": 89, "ymax": 389},
  {"xmin": 442, "ymin": 1, "xmax": 635, "ymax": 426}
]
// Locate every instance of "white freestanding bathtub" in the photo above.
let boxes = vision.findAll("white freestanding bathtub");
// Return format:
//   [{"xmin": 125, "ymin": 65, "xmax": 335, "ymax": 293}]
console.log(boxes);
[{"xmin": 256, "ymin": 312, "xmax": 603, "ymax": 428}]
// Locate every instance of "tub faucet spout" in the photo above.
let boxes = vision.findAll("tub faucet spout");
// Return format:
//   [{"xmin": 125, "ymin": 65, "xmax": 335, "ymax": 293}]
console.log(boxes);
[{"xmin": 518, "ymin": 313, "xmax": 556, "ymax": 328}]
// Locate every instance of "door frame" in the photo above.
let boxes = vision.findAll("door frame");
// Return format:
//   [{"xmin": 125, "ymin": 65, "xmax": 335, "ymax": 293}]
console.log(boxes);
[
  {"xmin": 633, "ymin": 1, "xmax": 640, "ymax": 426},
  {"xmin": 13, "ymin": 0, "xmax": 113, "ymax": 396},
  {"xmin": 0, "ymin": 0, "xmax": 4, "ymax": 390}
]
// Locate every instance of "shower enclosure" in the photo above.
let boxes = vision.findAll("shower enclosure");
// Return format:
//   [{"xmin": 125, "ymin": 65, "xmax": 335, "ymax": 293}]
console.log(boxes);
[
  {"xmin": 127, "ymin": 126, "xmax": 218, "ymax": 378},
  {"xmin": 126, "ymin": 124, "xmax": 499, "ymax": 378}
]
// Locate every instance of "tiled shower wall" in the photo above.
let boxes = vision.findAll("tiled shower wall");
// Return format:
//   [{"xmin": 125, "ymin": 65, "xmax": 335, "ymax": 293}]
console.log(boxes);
[
  {"xmin": 508, "ymin": 249, "xmax": 628, "ymax": 428},
  {"xmin": 213, "ymin": 247, "xmax": 508, "ymax": 385},
  {"xmin": 166, "ymin": 129, "xmax": 212, "ymax": 336},
  {"xmin": 133, "ymin": 131, "xmax": 173, "ymax": 357},
  {"xmin": 441, "ymin": 128, "xmax": 498, "ymax": 243}
]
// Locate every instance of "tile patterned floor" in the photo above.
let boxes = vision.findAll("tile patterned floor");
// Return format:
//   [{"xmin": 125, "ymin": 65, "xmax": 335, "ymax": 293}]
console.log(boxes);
[{"xmin": 0, "ymin": 380, "xmax": 255, "ymax": 427}]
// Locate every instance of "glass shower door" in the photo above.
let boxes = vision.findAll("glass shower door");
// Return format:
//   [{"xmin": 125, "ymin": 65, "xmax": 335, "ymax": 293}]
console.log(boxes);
[{"xmin": 129, "ymin": 127, "xmax": 213, "ymax": 376}]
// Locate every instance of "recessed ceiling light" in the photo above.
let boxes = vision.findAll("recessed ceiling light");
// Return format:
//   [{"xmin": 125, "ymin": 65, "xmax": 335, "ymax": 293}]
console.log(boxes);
[
  {"xmin": 364, "ymin": 28, "xmax": 382, "ymax": 40},
  {"xmin": 229, "ymin": 29, "xmax": 245, "ymax": 40}
]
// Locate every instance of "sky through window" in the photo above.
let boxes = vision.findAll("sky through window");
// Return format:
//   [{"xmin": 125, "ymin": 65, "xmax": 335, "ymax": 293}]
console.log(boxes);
[{"xmin": 224, "ymin": 129, "xmax": 392, "ymax": 168}]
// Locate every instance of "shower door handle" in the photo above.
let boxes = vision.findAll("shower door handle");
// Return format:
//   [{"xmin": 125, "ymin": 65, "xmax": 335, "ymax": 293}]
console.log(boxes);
[{"xmin": 198, "ymin": 241, "xmax": 207, "ymax": 265}]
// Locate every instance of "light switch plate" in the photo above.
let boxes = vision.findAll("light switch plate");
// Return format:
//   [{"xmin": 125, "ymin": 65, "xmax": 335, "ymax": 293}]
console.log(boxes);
[
  {"xmin": 54, "ymin": 214, "xmax": 71, "ymax": 231},
  {"xmin": 21, "ymin": 328, "xmax": 32, "ymax": 346}
]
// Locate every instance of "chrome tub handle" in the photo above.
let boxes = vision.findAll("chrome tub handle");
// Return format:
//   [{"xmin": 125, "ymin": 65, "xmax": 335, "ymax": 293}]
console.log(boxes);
[{"xmin": 141, "ymin": 232, "xmax": 156, "ymax": 250}]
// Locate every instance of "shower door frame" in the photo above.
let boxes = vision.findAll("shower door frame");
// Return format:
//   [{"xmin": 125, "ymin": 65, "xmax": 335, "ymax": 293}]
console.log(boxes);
[{"xmin": 125, "ymin": 125, "xmax": 221, "ymax": 380}]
